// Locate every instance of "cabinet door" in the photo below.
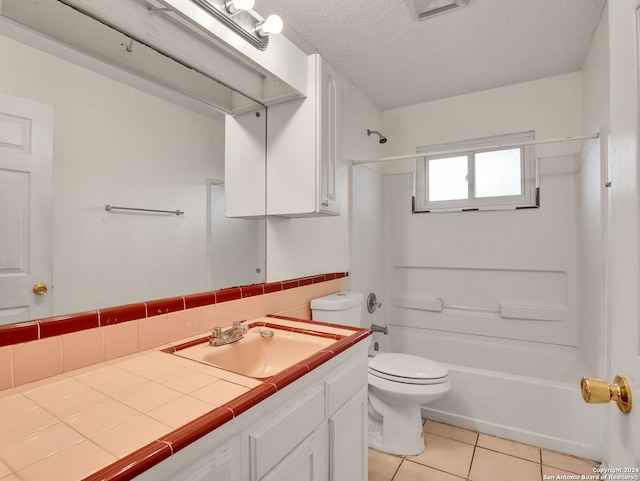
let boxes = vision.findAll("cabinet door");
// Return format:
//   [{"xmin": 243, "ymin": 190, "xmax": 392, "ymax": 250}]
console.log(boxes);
[
  {"xmin": 266, "ymin": 54, "xmax": 340, "ymax": 217},
  {"xmin": 266, "ymin": 55, "xmax": 317, "ymax": 216},
  {"xmin": 168, "ymin": 438, "xmax": 241, "ymax": 481},
  {"xmin": 260, "ymin": 429, "xmax": 326, "ymax": 481},
  {"xmin": 224, "ymin": 107, "xmax": 266, "ymax": 218},
  {"xmin": 318, "ymin": 58, "xmax": 340, "ymax": 216},
  {"xmin": 249, "ymin": 386, "xmax": 324, "ymax": 480},
  {"xmin": 328, "ymin": 388, "xmax": 368, "ymax": 481}
]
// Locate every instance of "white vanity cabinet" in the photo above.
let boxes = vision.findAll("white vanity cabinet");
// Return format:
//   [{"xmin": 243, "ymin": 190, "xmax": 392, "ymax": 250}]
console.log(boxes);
[
  {"xmin": 328, "ymin": 389, "xmax": 368, "ymax": 481},
  {"xmin": 168, "ymin": 438, "xmax": 242, "ymax": 481},
  {"xmin": 133, "ymin": 341, "xmax": 368, "ymax": 481},
  {"xmin": 326, "ymin": 358, "xmax": 369, "ymax": 481},
  {"xmin": 249, "ymin": 385, "xmax": 325, "ymax": 481},
  {"xmin": 267, "ymin": 54, "xmax": 340, "ymax": 217},
  {"xmin": 254, "ymin": 428, "xmax": 326, "ymax": 481}
]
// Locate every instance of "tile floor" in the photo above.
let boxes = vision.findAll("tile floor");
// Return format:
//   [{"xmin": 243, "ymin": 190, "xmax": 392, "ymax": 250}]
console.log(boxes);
[{"xmin": 369, "ymin": 420, "xmax": 600, "ymax": 481}]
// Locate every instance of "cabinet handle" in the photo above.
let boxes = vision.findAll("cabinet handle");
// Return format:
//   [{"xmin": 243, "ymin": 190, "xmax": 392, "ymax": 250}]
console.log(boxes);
[{"xmin": 321, "ymin": 200, "xmax": 329, "ymax": 207}]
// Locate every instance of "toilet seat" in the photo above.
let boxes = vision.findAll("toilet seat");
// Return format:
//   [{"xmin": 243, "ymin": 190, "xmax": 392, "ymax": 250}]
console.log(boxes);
[{"xmin": 368, "ymin": 353, "xmax": 448, "ymax": 385}]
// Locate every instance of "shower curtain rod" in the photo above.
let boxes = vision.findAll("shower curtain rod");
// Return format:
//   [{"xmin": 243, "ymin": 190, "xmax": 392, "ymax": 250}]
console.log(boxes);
[{"xmin": 350, "ymin": 132, "xmax": 600, "ymax": 165}]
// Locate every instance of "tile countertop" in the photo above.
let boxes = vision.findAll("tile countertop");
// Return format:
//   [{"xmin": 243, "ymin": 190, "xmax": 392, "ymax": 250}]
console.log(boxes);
[{"xmin": 0, "ymin": 316, "xmax": 371, "ymax": 481}]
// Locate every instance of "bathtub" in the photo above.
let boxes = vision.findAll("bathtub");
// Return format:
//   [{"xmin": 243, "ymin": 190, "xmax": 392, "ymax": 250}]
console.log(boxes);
[{"xmin": 383, "ymin": 326, "xmax": 602, "ymax": 460}]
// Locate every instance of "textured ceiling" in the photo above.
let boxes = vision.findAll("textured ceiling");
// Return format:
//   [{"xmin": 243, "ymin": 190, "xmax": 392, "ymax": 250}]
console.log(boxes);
[{"xmin": 256, "ymin": 0, "xmax": 606, "ymax": 111}]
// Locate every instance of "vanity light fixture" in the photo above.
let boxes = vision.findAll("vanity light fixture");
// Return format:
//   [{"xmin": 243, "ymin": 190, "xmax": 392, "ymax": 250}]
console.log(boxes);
[
  {"xmin": 224, "ymin": 0, "xmax": 254, "ymax": 14},
  {"xmin": 189, "ymin": 0, "xmax": 283, "ymax": 50}
]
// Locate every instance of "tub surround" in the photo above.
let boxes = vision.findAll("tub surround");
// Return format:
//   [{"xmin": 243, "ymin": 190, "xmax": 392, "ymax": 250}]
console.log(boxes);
[{"xmin": 0, "ymin": 274, "xmax": 371, "ymax": 481}]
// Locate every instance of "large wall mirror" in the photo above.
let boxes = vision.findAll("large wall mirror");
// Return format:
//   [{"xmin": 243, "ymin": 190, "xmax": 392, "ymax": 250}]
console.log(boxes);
[{"xmin": 0, "ymin": 5, "xmax": 268, "ymax": 325}]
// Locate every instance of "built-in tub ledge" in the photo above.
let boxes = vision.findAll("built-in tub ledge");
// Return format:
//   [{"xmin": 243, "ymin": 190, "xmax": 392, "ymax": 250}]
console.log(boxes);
[
  {"xmin": 0, "ymin": 315, "xmax": 371, "ymax": 481},
  {"xmin": 392, "ymin": 296, "xmax": 568, "ymax": 321}
]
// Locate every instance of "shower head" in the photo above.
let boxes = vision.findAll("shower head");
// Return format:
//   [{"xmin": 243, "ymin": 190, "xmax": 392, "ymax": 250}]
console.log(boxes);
[{"xmin": 367, "ymin": 129, "xmax": 388, "ymax": 144}]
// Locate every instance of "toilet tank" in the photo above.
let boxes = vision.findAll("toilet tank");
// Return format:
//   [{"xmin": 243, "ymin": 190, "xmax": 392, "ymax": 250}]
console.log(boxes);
[{"xmin": 310, "ymin": 291, "xmax": 363, "ymax": 327}]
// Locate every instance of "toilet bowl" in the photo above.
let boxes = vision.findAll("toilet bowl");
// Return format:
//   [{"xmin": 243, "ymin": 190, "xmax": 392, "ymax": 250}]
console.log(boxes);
[
  {"xmin": 310, "ymin": 292, "xmax": 451, "ymax": 456},
  {"xmin": 367, "ymin": 353, "xmax": 451, "ymax": 455}
]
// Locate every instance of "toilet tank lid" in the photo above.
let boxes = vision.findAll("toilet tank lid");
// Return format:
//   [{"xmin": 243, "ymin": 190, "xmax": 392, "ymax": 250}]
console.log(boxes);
[{"xmin": 310, "ymin": 291, "xmax": 363, "ymax": 310}]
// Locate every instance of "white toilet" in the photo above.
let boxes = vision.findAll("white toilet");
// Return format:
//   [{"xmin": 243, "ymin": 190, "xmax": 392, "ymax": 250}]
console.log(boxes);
[{"xmin": 310, "ymin": 291, "xmax": 451, "ymax": 456}]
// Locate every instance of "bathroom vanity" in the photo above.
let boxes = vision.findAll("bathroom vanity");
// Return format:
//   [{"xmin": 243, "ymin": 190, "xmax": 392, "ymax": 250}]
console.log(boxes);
[
  {"xmin": 137, "ymin": 332, "xmax": 369, "ymax": 481},
  {"xmin": 0, "ymin": 312, "xmax": 370, "ymax": 481}
]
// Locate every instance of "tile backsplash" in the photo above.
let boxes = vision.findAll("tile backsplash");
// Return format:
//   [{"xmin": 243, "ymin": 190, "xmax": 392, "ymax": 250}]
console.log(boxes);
[{"xmin": 0, "ymin": 273, "xmax": 346, "ymax": 390}]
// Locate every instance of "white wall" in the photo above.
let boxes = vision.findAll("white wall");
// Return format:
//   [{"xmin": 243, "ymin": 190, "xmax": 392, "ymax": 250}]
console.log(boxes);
[
  {"xmin": 377, "ymin": 73, "xmax": 583, "ymax": 348},
  {"xmin": 577, "ymin": 7, "xmax": 610, "ymax": 377},
  {"xmin": 351, "ymin": 165, "xmax": 385, "ymax": 328},
  {"xmin": 209, "ymin": 183, "xmax": 265, "ymax": 290},
  {"xmin": 347, "ymin": 89, "xmax": 386, "ymax": 332},
  {"xmin": 0, "ymin": 35, "xmax": 225, "ymax": 315},
  {"xmin": 381, "ymin": 73, "xmax": 583, "ymax": 174},
  {"xmin": 582, "ymin": 7, "xmax": 610, "ymax": 136},
  {"xmin": 266, "ymin": 77, "xmax": 383, "ymax": 282}
]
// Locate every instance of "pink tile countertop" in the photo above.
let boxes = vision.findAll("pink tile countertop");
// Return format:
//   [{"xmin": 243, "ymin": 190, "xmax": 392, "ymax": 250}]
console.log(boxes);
[{"xmin": 0, "ymin": 316, "xmax": 371, "ymax": 481}]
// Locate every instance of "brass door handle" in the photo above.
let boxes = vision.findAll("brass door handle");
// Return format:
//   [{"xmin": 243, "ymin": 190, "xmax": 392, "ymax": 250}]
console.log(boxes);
[
  {"xmin": 580, "ymin": 375, "xmax": 632, "ymax": 413},
  {"xmin": 32, "ymin": 283, "xmax": 48, "ymax": 296}
]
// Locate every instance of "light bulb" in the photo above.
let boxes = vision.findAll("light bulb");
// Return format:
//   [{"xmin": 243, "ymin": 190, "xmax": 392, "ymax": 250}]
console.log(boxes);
[
  {"xmin": 225, "ymin": 0, "xmax": 255, "ymax": 14},
  {"xmin": 257, "ymin": 14, "xmax": 283, "ymax": 36}
]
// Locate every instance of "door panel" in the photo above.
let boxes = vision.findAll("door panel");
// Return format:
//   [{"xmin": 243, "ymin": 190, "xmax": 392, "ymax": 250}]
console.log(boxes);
[
  {"xmin": 0, "ymin": 93, "xmax": 53, "ymax": 324},
  {"xmin": 328, "ymin": 388, "xmax": 367, "ymax": 481},
  {"xmin": 606, "ymin": 0, "xmax": 640, "ymax": 467}
]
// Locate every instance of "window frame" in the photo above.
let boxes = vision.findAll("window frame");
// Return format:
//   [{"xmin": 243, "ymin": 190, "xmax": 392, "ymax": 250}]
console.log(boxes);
[{"xmin": 413, "ymin": 132, "xmax": 538, "ymax": 213}]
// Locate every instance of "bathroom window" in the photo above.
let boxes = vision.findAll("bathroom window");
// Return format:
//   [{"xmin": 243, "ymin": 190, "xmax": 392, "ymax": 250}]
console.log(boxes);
[{"xmin": 413, "ymin": 132, "xmax": 538, "ymax": 212}]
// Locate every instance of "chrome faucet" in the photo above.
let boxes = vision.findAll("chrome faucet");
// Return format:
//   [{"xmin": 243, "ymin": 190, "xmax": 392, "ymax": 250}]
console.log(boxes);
[{"xmin": 210, "ymin": 320, "xmax": 248, "ymax": 346}]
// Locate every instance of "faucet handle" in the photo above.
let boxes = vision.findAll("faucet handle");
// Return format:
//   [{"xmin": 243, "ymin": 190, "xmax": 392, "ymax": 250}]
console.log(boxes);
[
  {"xmin": 233, "ymin": 320, "xmax": 248, "ymax": 333},
  {"xmin": 367, "ymin": 293, "xmax": 382, "ymax": 313},
  {"xmin": 212, "ymin": 327, "xmax": 222, "ymax": 338}
]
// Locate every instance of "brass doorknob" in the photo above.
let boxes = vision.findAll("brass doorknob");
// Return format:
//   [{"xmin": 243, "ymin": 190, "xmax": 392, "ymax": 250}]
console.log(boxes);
[
  {"xmin": 580, "ymin": 375, "xmax": 632, "ymax": 413},
  {"xmin": 32, "ymin": 283, "xmax": 48, "ymax": 296}
]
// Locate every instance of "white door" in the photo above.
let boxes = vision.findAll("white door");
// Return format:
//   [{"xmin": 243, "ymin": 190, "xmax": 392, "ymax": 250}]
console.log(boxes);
[
  {"xmin": 0, "ymin": 93, "xmax": 53, "ymax": 325},
  {"xmin": 605, "ymin": 0, "xmax": 640, "ymax": 467}
]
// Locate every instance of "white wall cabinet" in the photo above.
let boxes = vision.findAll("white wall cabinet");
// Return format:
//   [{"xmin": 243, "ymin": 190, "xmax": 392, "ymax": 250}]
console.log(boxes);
[
  {"xmin": 225, "ymin": 54, "xmax": 340, "ymax": 218},
  {"xmin": 133, "ymin": 341, "xmax": 369, "ymax": 481},
  {"xmin": 267, "ymin": 54, "xmax": 340, "ymax": 217},
  {"xmin": 224, "ymin": 107, "xmax": 266, "ymax": 218}
]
